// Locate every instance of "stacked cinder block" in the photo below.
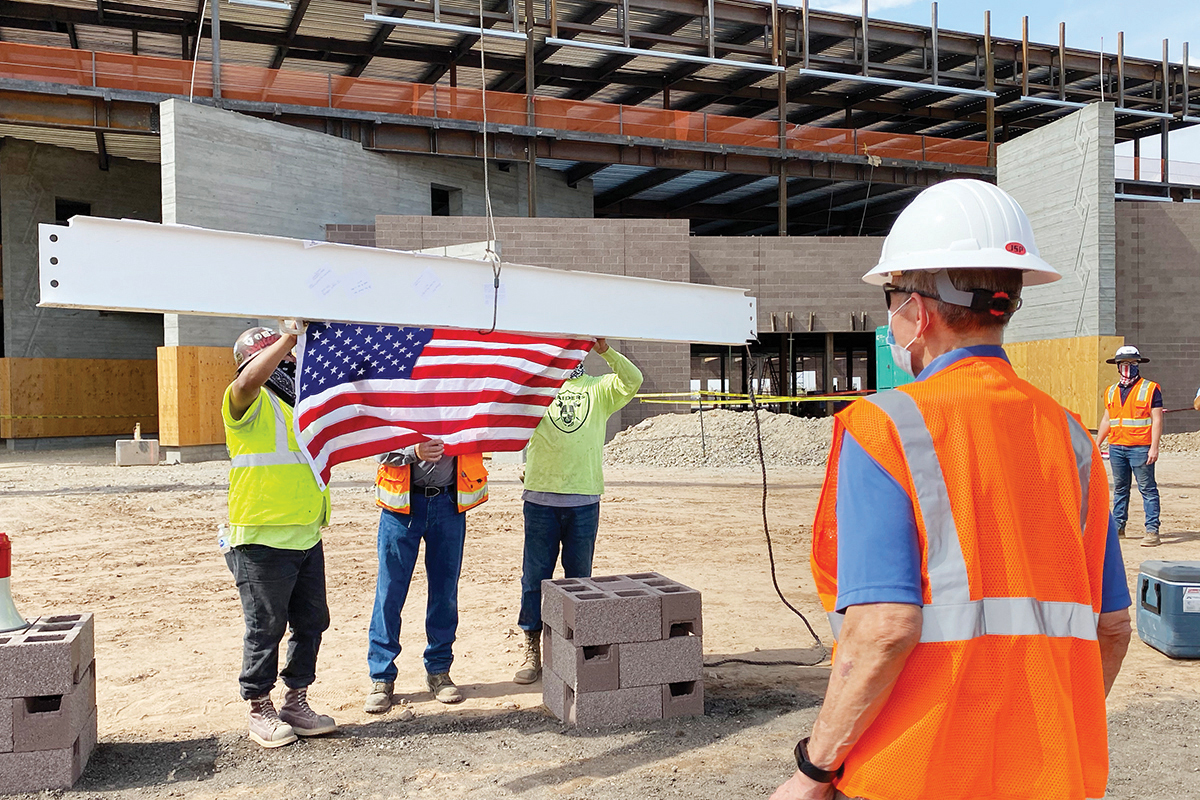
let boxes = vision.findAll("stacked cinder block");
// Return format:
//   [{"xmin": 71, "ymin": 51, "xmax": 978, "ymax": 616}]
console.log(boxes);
[
  {"xmin": 0, "ymin": 614, "xmax": 97, "ymax": 794},
  {"xmin": 541, "ymin": 573, "xmax": 703, "ymax": 727}
]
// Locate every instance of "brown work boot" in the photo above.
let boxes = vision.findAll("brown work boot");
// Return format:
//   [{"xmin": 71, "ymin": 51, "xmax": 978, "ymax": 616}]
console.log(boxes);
[
  {"xmin": 426, "ymin": 672, "xmax": 464, "ymax": 704},
  {"xmin": 1117, "ymin": 524, "xmax": 1126, "ymax": 539},
  {"xmin": 279, "ymin": 686, "xmax": 337, "ymax": 736},
  {"xmin": 1142, "ymin": 529, "xmax": 1161, "ymax": 547},
  {"xmin": 248, "ymin": 694, "xmax": 297, "ymax": 749},
  {"xmin": 513, "ymin": 630, "xmax": 542, "ymax": 685},
  {"xmin": 363, "ymin": 681, "xmax": 395, "ymax": 714}
]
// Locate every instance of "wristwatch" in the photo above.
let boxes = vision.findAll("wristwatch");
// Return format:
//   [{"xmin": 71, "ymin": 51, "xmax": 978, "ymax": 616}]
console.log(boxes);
[{"xmin": 794, "ymin": 737, "xmax": 844, "ymax": 784}]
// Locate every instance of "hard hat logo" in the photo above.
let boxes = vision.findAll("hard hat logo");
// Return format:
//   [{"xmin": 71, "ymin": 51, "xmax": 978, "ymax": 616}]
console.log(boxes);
[
  {"xmin": 1005, "ymin": 242, "xmax": 1027, "ymax": 256},
  {"xmin": 233, "ymin": 326, "xmax": 281, "ymax": 371}
]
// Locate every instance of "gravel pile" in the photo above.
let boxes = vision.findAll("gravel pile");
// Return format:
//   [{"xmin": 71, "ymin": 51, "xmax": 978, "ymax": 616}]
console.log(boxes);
[
  {"xmin": 604, "ymin": 409, "xmax": 835, "ymax": 468},
  {"xmin": 1159, "ymin": 430, "xmax": 1200, "ymax": 453}
]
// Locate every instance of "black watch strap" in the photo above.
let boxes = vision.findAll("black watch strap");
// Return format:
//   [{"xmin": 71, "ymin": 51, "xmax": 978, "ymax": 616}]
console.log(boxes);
[{"xmin": 794, "ymin": 737, "xmax": 843, "ymax": 784}]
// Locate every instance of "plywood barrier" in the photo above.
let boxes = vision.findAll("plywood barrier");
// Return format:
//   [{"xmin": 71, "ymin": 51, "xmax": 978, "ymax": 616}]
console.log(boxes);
[
  {"xmin": 157, "ymin": 347, "xmax": 234, "ymax": 447},
  {"xmin": 0, "ymin": 358, "xmax": 158, "ymax": 439},
  {"xmin": 1006, "ymin": 335, "xmax": 1124, "ymax": 430}
]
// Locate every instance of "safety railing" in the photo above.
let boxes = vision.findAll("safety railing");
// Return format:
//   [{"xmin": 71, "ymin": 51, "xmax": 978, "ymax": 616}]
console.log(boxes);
[
  {"xmin": 0, "ymin": 41, "xmax": 990, "ymax": 168},
  {"xmin": 1116, "ymin": 155, "xmax": 1200, "ymax": 187}
]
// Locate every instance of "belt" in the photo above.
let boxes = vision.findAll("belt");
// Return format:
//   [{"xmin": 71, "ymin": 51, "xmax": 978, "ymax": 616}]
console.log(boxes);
[{"xmin": 419, "ymin": 485, "xmax": 453, "ymax": 497}]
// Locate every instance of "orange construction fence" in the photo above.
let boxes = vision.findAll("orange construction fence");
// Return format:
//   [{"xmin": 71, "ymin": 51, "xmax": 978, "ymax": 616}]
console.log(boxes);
[{"xmin": 0, "ymin": 41, "xmax": 991, "ymax": 168}]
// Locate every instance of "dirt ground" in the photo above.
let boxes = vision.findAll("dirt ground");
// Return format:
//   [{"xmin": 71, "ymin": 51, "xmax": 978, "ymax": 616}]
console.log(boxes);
[{"xmin": 2, "ymin": 445, "xmax": 1199, "ymax": 799}]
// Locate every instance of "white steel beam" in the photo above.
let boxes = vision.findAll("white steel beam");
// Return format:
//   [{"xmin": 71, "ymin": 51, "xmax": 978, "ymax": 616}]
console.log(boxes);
[{"xmin": 39, "ymin": 217, "xmax": 756, "ymax": 345}]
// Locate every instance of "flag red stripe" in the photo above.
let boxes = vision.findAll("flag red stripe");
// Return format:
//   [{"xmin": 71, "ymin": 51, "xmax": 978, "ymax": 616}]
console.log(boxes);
[{"xmin": 297, "ymin": 388, "xmax": 556, "ymax": 431}]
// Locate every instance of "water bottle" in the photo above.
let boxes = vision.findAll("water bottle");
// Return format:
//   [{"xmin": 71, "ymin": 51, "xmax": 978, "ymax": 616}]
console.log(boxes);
[{"xmin": 217, "ymin": 524, "xmax": 231, "ymax": 555}]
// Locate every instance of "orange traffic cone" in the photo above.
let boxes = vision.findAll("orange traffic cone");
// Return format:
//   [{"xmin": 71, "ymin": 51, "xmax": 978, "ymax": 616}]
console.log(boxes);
[{"xmin": 0, "ymin": 533, "xmax": 29, "ymax": 633}]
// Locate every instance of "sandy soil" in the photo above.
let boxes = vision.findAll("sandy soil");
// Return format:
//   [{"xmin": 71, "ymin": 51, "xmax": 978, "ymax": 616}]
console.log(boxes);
[{"xmin": 1, "ymin": 447, "xmax": 1199, "ymax": 799}]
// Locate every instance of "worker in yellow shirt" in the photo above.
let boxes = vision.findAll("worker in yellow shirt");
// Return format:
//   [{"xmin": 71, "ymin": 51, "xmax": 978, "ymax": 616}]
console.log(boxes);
[{"xmin": 222, "ymin": 321, "xmax": 336, "ymax": 749}]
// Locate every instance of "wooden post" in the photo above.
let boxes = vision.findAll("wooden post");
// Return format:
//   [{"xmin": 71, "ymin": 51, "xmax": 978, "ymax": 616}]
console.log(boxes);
[
  {"xmin": 1118, "ymin": 31, "xmax": 1125, "ymax": 108},
  {"xmin": 1021, "ymin": 16, "xmax": 1029, "ymax": 96}
]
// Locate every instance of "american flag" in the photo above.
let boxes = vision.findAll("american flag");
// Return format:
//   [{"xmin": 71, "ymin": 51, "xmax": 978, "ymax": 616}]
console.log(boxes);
[{"xmin": 293, "ymin": 322, "xmax": 593, "ymax": 488}]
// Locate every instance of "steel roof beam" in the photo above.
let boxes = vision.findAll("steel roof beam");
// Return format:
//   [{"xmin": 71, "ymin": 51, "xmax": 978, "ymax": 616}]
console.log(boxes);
[{"xmin": 269, "ymin": 0, "xmax": 311, "ymax": 70}]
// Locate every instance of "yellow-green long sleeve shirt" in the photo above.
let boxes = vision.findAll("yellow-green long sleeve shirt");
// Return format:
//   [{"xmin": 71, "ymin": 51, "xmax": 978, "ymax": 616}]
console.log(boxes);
[{"xmin": 523, "ymin": 347, "xmax": 643, "ymax": 496}]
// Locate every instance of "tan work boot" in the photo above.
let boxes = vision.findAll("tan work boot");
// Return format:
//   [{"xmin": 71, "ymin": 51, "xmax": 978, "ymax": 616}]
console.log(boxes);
[
  {"xmin": 1142, "ymin": 529, "xmax": 1161, "ymax": 547},
  {"xmin": 363, "ymin": 681, "xmax": 394, "ymax": 714},
  {"xmin": 248, "ymin": 694, "xmax": 298, "ymax": 749},
  {"xmin": 279, "ymin": 686, "xmax": 337, "ymax": 736},
  {"xmin": 513, "ymin": 630, "xmax": 542, "ymax": 685},
  {"xmin": 1117, "ymin": 524, "xmax": 1126, "ymax": 539},
  {"xmin": 426, "ymin": 672, "xmax": 464, "ymax": 704}
]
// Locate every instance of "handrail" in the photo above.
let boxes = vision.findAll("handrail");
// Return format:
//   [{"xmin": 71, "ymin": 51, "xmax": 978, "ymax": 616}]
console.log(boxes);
[{"xmin": 0, "ymin": 41, "xmax": 990, "ymax": 169}]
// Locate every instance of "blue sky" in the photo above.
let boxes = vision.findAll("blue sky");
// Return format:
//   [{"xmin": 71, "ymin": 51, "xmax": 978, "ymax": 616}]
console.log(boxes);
[{"xmin": 803, "ymin": 0, "xmax": 1200, "ymax": 160}]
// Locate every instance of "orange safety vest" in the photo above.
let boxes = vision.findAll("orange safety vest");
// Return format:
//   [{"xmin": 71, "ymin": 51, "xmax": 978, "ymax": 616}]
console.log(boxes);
[
  {"xmin": 1105, "ymin": 379, "xmax": 1159, "ymax": 447},
  {"xmin": 375, "ymin": 453, "xmax": 489, "ymax": 515},
  {"xmin": 811, "ymin": 354, "xmax": 1112, "ymax": 800}
]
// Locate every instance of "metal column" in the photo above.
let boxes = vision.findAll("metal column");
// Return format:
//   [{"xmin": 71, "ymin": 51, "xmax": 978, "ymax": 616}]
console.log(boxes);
[
  {"xmin": 525, "ymin": 0, "xmax": 537, "ymax": 217},
  {"xmin": 824, "ymin": 332, "xmax": 835, "ymax": 415},
  {"xmin": 210, "ymin": 0, "xmax": 222, "ymax": 100},
  {"xmin": 984, "ymin": 10, "xmax": 995, "ymax": 167}
]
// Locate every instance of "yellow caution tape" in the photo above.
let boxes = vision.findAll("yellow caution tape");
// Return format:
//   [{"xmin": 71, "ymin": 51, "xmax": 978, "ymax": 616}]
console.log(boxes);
[{"xmin": 636, "ymin": 391, "xmax": 869, "ymax": 405}]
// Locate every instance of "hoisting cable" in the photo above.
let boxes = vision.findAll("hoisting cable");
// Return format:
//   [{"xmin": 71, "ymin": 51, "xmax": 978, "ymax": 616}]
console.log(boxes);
[
  {"xmin": 477, "ymin": 0, "xmax": 502, "ymax": 335},
  {"xmin": 705, "ymin": 346, "xmax": 829, "ymax": 669}
]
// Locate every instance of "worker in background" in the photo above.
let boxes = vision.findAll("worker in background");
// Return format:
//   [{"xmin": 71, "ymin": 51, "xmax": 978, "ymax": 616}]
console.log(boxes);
[
  {"xmin": 773, "ymin": 180, "xmax": 1131, "ymax": 800},
  {"xmin": 1097, "ymin": 346, "xmax": 1163, "ymax": 547},
  {"xmin": 365, "ymin": 438, "xmax": 489, "ymax": 712},
  {"xmin": 512, "ymin": 338, "xmax": 643, "ymax": 684},
  {"xmin": 223, "ymin": 321, "xmax": 337, "ymax": 749}
]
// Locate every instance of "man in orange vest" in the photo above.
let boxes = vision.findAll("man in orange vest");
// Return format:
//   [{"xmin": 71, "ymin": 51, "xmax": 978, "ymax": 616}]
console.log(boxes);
[
  {"xmin": 1097, "ymin": 346, "xmax": 1163, "ymax": 547},
  {"xmin": 363, "ymin": 441, "xmax": 488, "ymax": 714},
  {"xmin": 772, "ymin": 179, "xmax": 1132, "ymax": 800}
]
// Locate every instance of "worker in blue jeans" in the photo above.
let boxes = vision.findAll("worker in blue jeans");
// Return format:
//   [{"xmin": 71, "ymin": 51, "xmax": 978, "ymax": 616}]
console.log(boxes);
[{"xmin": 1097, "ymin": 345, "xmax": 1163, "ymax": 547}]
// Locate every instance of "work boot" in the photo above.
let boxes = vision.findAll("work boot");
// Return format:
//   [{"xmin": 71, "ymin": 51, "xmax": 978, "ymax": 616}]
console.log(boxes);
[
  {"xmin": 1117, "ymin": 524, "xmax": 1126, "ymax": 539},
  {"xmin": 513, "ymin": 630, "xmax": 542, "ymax": 685},
  {"xmin": 279, "ymin": 686, "xmax": 337, "ymax": 736},
  {"xmin": 426, "ymin": 672, "xmax": 464, "ymax": 704},
  {"xmin": 1142, "ymin": 529, "xmax": 1161, "ymax": 547},
  {"xmin": 363, "ymin": 681, "xmax": 395, "ymax": 714},
  {"xmin": 248, "ymin": 694, "xmax": 297, "ymax": 749}
]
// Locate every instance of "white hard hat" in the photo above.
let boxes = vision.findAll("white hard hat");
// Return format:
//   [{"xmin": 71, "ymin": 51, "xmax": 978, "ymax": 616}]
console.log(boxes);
[
  {"xmin": 862, "ymin": 179, "xmax": 1061, "ymax": 287},
  {"xmin": 1107, "ymin": 345, "xmax": 1149, "ymax": 364}
]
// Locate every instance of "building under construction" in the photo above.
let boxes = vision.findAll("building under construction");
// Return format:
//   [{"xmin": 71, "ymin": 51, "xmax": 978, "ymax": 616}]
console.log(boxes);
[{"xmin": 1, "ymin": 0, "xmax": 1199, "ymax": 457}]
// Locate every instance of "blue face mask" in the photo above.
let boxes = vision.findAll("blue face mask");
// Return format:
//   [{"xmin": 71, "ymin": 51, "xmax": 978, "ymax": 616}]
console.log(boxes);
[{"xmin": 885, "ymin": 295, "xmax": 920, "ymax": 378}]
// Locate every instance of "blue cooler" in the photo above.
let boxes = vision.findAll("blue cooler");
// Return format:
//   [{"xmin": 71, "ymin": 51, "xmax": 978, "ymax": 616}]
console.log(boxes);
[{"xmin": 1137, "ymin": 561, "xmax": 1200, "ymax": 659}]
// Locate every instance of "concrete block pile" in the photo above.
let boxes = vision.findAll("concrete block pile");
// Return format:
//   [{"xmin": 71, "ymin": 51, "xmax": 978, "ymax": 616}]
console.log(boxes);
[
  {"xmin": 0, "ymin": 614, "xmax": 97, "ymax": 794},
  {"xmin": 541, "ymin": 573, "xmax": 703, "ymax": 727}
]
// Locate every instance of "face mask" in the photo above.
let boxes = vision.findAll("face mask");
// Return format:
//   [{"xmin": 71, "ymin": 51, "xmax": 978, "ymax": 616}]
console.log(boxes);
[
  {"xmin": 1118, "ymin": 362, "xmax": 1139, "ymax": 386},
  {"xmin": 885, "ymin": 295, "xmax": 921, "ymax": 378},
  {"xmin": 266, "ymin": 360, "xmax": 297, "ymax": 407}
]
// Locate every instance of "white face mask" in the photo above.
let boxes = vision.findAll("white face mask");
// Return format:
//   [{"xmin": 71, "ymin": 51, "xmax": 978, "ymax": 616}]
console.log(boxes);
[{"xmin": 885, "ymin": 295, "xmax": 921, "ymax": 378}]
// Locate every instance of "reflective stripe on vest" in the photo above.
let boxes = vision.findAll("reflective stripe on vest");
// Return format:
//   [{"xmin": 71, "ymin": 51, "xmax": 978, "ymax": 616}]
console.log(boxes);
[
  {"xmin": 1106, "ymin": 380, "xmax": 1157, "ymax": 445},
  {"xmin": 230, "ymin": 392, "xmax": 308, "ymax": 469},
  {"xmin": 827, "ymin": 393, "xmax": 1098, "ymax": 644}
]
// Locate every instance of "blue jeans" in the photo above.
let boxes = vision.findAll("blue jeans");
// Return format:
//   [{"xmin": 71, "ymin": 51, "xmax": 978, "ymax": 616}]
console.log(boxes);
[
  {"xmin": 367, "ymin": 493, "xmax": 467, "ymax": 680},
  {"xmin": 1110, "ymin": 444, "xmax": 1160, "ymax": 531},
  {"xmin": 518, "ymin": 501, "xmax": 601, "ymax": 632},
  {"xmin": 225, "ymin": 541, "xmax": 329, "ymax": 700}
]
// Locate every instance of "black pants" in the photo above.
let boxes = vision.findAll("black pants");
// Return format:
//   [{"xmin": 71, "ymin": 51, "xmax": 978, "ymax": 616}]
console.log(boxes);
[{"xmin": 225, "ymin": 541, "xmax": 330, "ymax": 700}]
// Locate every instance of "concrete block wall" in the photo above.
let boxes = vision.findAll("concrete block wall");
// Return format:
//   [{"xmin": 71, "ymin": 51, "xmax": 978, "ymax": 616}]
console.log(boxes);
[
  {"xmin": 370, "ymin": 216, "xmax": 693, "ymax": 432},
  {"xmin": 159, "ymin": 99, "xmax": 593, "ymax": 348},
  {"xmin": 0, "ymin": 138, "xmax": 162, "ymax": 359},
  {"xmin": 998, "ymin": 103, "xmax": 1117, "ymax": 342},
  {"xmin": 1115, "ymin": 202, "xmax": 1200, "ymax": 434},
  {"xmin": 689, "ymin": 236, "xmax": 884, "ymax": 333},
  {"xmin": 541, "ymin": 573, "xmax": 704, "ymax": 727},
  {"xmin": 0, "ymin": 614, "xmax": 97, "ymax": 794},
  {"xmin": 325, "ymin": 224, "xmax": 377, "ymax": 248}
]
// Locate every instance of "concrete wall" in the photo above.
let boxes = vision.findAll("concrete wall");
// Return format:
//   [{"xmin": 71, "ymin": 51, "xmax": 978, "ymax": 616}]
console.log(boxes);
[
  {"xmin": 1115, "ymin": 202, "xmax": 1200, "ymax": 434},
  {"xmin": 0, "ymin": 138, "xmax": 162, "ymax": 359},
  {"xmin": 689, "ymin": 236, "xmax": 883, "ymax": 333},
  {"xmin": 160, "ymin": 99, "xmax": 593, "ymax": 347},
  {"xmin": 998, "ymin": 102, "xmax": 1116, "ymax": 342},
  {"xmin": 369, "ymin": 216, "xmax": 692, "ymax": 433}
]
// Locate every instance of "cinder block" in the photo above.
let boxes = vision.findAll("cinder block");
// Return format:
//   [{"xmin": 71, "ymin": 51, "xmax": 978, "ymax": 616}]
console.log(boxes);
[
  {"xmin": 546, "ymin": 628, "xmax": 620, "ymax": 693},
  {"xmin": 541, "ymin": 580, "xmax": 660, "ymax": 646},
  {"xmin": 115, "ymin": 438, "xmax": 159, "ymax": 466},
  {"xmin": 663, "ymin": 680, "xmax": 704, "ymax": 719},
  {"xmin": 13, "ymin": 660, "xmax": 96, "ymax": 753},
  {"xmin": 0, "ymin": 615, "xmax": 95, "ymax": 698},
  {"xmin": 566, "ymin": 684, "xmax": 662, "ymax": 728},
  {"xmin": 0, "ymin": 695, "xmax": 11, "ymax": 753},
  {"xmin": 542, "ymin": 667, "xmax": 568, "ymax": 723},
  {"xmin": 0, "ymin": 706, "xmax": 96, "ymax": 794},
  {"xmin": 637, "ymin": 575, "xmax": 704, "ymax": 639},
  {"xmin": 619, "ymin": 635, "xmax": 703, "ymax": 688}
]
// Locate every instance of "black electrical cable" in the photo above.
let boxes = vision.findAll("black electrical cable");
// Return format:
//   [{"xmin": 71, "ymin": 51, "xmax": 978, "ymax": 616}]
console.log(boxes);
[{"xmin": 704, "ymin": 347, "xmax": 829, "ymax": 670}]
